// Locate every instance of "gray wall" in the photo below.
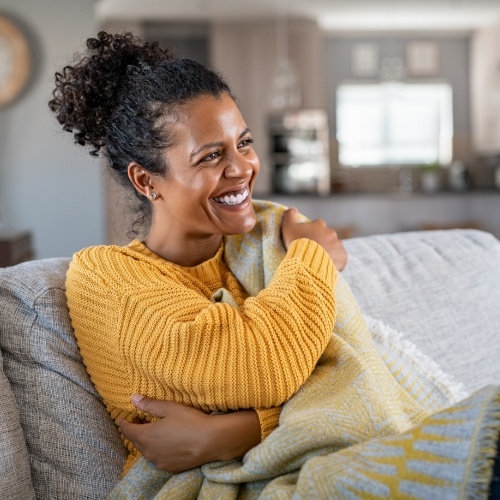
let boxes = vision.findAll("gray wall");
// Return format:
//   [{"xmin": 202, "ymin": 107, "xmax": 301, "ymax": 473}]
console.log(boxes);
[{"xmin": 0, "ymin": 0, "xmax": 102, "ymax": 259}]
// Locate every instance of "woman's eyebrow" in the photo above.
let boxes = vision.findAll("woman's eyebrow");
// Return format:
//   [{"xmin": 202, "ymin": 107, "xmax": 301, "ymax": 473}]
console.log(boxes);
[
  {"xmin": 190, "ymin": 141, "xmax": 223, "ymax": 160},
  {"xmin": 189, "ymin": 128, "xmax": 252, "ymax": 160},
  {"xmin": 239, "ymin": 127, "xmax": 251, "ymax": 138}
]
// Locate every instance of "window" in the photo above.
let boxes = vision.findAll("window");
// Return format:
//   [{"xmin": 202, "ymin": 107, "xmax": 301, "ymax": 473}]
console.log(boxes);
[{"xmin": 336, "ymin": 82, "xmax": 453, "ymax": 167}]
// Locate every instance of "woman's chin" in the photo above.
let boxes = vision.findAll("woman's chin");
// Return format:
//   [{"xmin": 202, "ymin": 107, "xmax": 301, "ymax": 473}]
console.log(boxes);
[
  {"xmin": 210, "ymin": 199, "xmax": 256, "ymax": 235},
  {"xmin": 220, "ymin": 211, "xmax": 256, "ymax": 236}
]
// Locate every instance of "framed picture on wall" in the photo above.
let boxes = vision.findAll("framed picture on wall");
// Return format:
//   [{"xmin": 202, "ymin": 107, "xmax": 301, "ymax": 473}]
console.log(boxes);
[
  {"xmin": 406, "ymin": 41, "xmax": 439, "ymax": 76},
  {"xmin": 351, "ymin": 43, "xmax": 379, "ymax": 77}
]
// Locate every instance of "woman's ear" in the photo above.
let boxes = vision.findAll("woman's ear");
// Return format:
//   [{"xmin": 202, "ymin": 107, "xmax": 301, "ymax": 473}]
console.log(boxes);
[{"xmin": 127, "ymin": 162, "xmax": 154, "ymax": 198}]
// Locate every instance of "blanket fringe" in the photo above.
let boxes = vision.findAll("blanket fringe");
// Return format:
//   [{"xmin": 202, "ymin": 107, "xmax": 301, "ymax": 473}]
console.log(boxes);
[
  {"xmin": 465, "ymin": 387, "xmax": 500, "ymax": 500},
  {"xmin": 365, "ymin": 315, "xmax": 469, "ymax": 407}
]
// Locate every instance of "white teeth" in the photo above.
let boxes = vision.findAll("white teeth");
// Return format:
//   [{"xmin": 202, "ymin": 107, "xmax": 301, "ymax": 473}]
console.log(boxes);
[{"xmin": 214, "ymin": 189, "xmax": 248, "ymax": 206}]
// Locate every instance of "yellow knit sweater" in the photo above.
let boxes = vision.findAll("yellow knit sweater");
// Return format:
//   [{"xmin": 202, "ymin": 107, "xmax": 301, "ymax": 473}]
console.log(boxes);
[{"xmin": 66, "ymin": 235, "xmax": 337, "ymax": 471}]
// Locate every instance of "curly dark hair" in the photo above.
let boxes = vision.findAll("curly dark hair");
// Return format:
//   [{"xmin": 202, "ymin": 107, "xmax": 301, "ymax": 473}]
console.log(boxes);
[{"xmin": 48, "ymin": 31, "xmax": 232, "ymax": 233}]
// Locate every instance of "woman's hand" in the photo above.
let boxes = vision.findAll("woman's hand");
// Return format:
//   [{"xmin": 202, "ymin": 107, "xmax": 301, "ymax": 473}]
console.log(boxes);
[
  {"xmin": 281, "ymin": 207, "xmax": 348, "ymax": 271},
  {"xmin": 118, "ymin": 395, "xmax": 261, "ymax": 474}
]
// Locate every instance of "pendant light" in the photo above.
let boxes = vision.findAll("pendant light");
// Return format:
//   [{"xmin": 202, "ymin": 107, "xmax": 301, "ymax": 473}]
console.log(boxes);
[{"xmin": 269, "ymin": 0, "xmax": 301, "ymax": 110}]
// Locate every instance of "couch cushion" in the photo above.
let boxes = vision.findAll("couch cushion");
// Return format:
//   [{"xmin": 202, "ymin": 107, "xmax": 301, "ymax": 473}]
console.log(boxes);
[
  {"xmin": 0, "ymin": 258, "xmax": 126, "ymax": 499},
  {"xmin": 0, "ymin": 347, "xmax": 36, "ymax": 499},
  {"xmin": 343, "ymin": 229, "xmax": 500, "ymax": 395}
]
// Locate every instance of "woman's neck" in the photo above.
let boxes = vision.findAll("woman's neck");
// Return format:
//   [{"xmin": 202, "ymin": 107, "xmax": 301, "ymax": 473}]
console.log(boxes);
[{"xmin": 143, "ymin": 229, "xmax": 223, "ymax": 267}]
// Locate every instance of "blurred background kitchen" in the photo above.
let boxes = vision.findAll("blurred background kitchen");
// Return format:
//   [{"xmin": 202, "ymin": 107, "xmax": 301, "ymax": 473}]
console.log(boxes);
[{"xmin": 0, "ymin": 0, "xmax": 499, "ymax": 264}]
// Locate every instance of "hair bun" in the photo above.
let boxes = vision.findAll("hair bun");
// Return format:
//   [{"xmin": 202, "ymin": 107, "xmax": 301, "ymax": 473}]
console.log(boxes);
[{"xmin": 48, "ymin": 31, "xmax": 172, "ymax": 156}]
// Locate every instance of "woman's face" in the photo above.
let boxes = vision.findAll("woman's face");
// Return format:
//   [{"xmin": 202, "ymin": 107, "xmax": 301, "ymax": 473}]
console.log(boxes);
[{"xmin": 151, "ymin": 92, "xmax": 260, "ymax": 239}]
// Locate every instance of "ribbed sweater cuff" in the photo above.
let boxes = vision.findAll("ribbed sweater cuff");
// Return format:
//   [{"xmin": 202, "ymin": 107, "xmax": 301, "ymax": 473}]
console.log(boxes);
[
  {"xmin": 256, "ymin": 407, "xmax": 282, "ymax": 440},
  {"xmin": 286, "ymin": 238, "xmax": 337, "ymax": 288}
]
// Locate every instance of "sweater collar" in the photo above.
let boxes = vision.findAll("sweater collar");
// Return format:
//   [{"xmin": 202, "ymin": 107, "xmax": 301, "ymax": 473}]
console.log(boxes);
[{"xmin": 128, "ymin": 239, "xmax": 225, "ymax": 283}]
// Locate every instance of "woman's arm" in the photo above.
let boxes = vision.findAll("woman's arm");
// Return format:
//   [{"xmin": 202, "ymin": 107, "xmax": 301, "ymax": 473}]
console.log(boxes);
[
  {"xmin": 119, "ymin": 239, "xmax": 336, "ymax": 409},
  {"xmin": 68, "ymin": 238, "xmax": 337, "ymax": 415},
  {"xmin": 118, "ymin": 395, "xmax": 262, "ymax": 474}
]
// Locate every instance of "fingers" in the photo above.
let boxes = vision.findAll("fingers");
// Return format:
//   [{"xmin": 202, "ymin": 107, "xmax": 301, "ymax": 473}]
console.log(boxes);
[
  {"xmin": 283, "ymin": 206, "xmax": 298, "ymax": 218},
  {"xmin": 117, "ymin": 418, "xmax": 144, "ymax": 446},
  {"xmin": 310, "ymin": 217, "xmax": 328, "ymax": 229},
  {"xmin": 130, "ymin": 394, "xmax": 173, "ymax": 417},
  {"xmin": 281, "ymin": 208, "xmax": 301, "ymax": 249},
  {"xmin": 117, "ymin": 399, "xmax": 216, "ymax": 474},
  {"xmin": 281, "ymin": 209, "xmax": 348, "ymax": 270},
  {"xmin": 281, "ymin": 207, "xmax": 299, "ymax": 227}
]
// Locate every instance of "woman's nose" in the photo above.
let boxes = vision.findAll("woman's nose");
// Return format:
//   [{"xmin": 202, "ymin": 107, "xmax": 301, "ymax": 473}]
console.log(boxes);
[{"xmin": 224, "ymin": 154, "xmax": 254, "ymax": 179}]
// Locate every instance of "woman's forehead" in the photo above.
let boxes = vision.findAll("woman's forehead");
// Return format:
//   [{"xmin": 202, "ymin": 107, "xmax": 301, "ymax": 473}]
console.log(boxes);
[{"xmin": 171, "ymin": 94, "xmax": 245, "ymax": 135}]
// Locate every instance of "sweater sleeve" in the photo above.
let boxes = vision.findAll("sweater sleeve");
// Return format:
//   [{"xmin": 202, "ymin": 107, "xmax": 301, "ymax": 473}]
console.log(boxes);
[
  {"xmin": 66, "ymin": 238, "xmax": 336, "ymax": 425},
  {"xmin": 255, "ymin": 407, "xmax": 281, "ymax": 440}
]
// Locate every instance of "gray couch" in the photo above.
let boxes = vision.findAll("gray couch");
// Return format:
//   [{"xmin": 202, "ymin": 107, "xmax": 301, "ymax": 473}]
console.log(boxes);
[{"xmin": 1, "ymin": 229, "xmax": 499, "ymax": 499}]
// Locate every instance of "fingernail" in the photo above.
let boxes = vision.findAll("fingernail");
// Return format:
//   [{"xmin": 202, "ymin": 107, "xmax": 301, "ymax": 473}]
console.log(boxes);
[{"xmin": 131, "ymin": 394, "xmax": 144, "ymax": 405}]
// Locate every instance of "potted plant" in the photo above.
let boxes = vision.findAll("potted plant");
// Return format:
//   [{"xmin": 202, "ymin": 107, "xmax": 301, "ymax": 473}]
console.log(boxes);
[{"xmin": 420, "ymin": 161, "xmax": 441, "ymax": 193}]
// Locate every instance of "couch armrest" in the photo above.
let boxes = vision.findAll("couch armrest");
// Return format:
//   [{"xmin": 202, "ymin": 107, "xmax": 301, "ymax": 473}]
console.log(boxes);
[{"xmin": 0, "ymin": 258, "xmax": 126, "ymax": 499}]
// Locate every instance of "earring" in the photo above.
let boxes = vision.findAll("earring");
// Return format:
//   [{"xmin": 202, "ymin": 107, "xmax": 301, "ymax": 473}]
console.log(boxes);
[{"xmin": 149, "ymin": 192, "xmax": 158, "ymax": 200}]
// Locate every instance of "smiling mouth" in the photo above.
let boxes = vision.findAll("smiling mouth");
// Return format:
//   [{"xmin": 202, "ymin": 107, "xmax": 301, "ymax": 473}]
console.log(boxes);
[{"xmin": 212, "ymin": 188, "xmax": 249, "ymax": 206}]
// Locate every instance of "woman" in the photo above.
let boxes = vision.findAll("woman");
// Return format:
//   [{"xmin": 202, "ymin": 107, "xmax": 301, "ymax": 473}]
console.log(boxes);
[{"xmin": 49, "ymin": 31, "xmax": 348, "ymax": 475}]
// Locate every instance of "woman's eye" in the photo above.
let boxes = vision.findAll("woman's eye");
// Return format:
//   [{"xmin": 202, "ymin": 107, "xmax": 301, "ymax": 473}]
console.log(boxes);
[
  {"xmin": 239, "ymin": 138, "xmax": 254, "ymax": 148},
  {"xmin": 201, "ymin": 151, "xmax": 220, "ymax": 162}
]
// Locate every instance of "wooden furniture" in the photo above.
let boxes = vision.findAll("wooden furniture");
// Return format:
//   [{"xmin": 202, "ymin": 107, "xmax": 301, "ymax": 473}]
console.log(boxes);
[{"xmin": 0, "ymin": 231, "xmax": 34, "ymax": 267}]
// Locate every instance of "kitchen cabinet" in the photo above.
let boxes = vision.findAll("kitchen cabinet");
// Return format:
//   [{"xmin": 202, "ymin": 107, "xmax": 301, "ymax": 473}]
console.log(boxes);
[{"xmin": 471, "ymin": 20, "xmax": 500, "ymax": 154}]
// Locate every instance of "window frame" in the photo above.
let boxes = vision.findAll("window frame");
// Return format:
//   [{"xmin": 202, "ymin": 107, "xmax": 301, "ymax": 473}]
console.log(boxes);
[{"xmin": 335, "ymin": 80, "xmax": 454, "ymax": 167}]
